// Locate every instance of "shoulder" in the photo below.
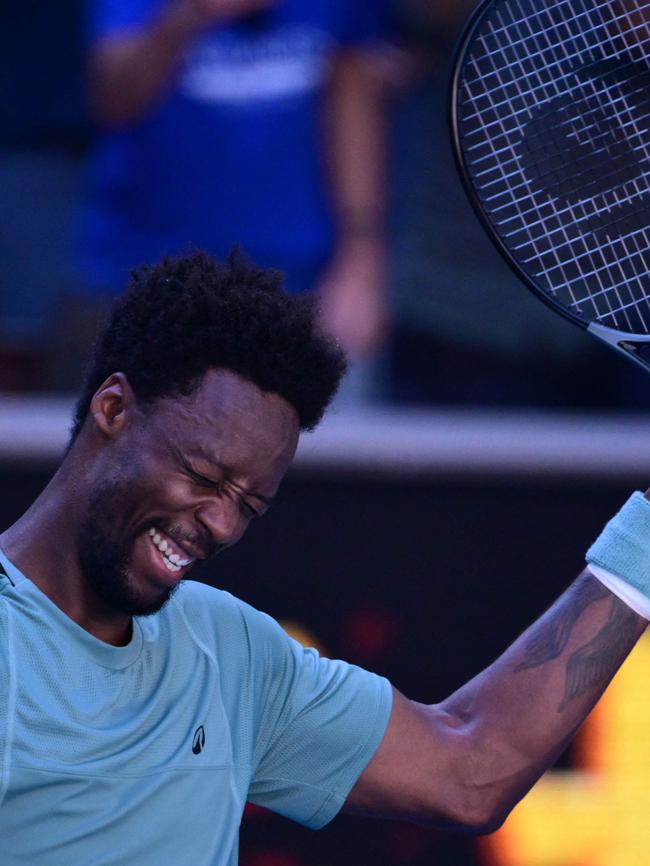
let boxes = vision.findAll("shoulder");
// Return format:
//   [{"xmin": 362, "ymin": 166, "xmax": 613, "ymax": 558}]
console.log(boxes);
[
  {"xmin": 171, "ymin": 579, "xmax": 270, "ymax": 626},
  {"xmin": 172, "ymin": 578, "xmax": 234, "ymax": 610},
  {"xmin": 168, "ymin": 579, "xmax": 290, "ymax": 658},
  {"xmin": 169, "ymin": 579, "xmax": 243, "ymax": 633}
]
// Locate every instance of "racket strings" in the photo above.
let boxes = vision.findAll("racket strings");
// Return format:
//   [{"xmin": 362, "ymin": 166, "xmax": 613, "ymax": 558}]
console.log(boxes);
[
  {"xmin": 468, "ymin": 0, "xmax": 618, "ymax": 322},
  {"xmin": 542, "ymin": 4, "xmax": 650, "ymax": 327},
  {"xmin": 462, "ymin": 14, "xmax": 650, "ymax": 158},
  {"xmin": 467, "ymin": 67, "xmax": 650, "ymax": 169},
  {"xmin": 510, "ymin": 93, "xmax": 650, "ymax": 237},
  {"xmin": 491, "ymin": 4, "xmax": 589, "ymax": 316},
  {"xmin": 523, "ymin": 194, "xmax": 650, "ymax": 279},
  {"xmin": 491, "ymin": 154, "xmax": 650, "ymax": 241},
  {"xmin": 478, "ymin": 0, "xmax": 634, "ymax": 41},
  {"xmin": 457, "ymin": 0, "xmax": 650, "ymax": 333},
  {"xmin": 461, "ymin": 0, "xmax": 650, "ymax": 87}
]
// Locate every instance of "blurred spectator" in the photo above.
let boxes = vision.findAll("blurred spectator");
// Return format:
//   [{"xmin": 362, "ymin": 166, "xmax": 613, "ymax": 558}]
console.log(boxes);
[
  {"xmin": 61, "ymin": 0, "xmax": 391, "ymax": 394},
  {"xmin": 0, "ymin": 1, "xmax": 90, "ymax": 390}
]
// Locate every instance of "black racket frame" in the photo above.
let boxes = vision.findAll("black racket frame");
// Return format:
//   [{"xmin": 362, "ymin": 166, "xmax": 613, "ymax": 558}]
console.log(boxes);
[{"xmin": 448, "ymin": 0, "xmax": 650, "ymax": 373}]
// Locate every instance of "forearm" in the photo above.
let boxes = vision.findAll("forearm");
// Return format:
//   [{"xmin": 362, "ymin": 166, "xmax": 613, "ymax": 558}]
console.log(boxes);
[
  {"xmin": 316, "ymin": 52, "xmax": 389, "ymax": 355},
  {"xmin": 326, "ymin": 52, "xmax": 386, "ymax": 248},
  {"xmin": 440, "ymin": 569, "xmax": 646, "ymax": 827},
  {"xmin": 348, "ymin": 494, "xmax": 650, "ymax": 829},
  {"xmin": 88, "ymin": 2, "xmax": 202, "ymax": 126}
]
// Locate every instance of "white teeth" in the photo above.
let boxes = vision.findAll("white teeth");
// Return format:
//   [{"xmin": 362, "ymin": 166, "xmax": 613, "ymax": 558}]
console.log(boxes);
[
  {"xmin": 162, "ymin": 557, "xmax": 181, "ymax": 573},
  {"xmin": 148, "ymin": 528, "xmax": 193, "ymax": 571},
  {"xmin": 167, "ymin": 552, "xmax": 193, "ymax": 566}
]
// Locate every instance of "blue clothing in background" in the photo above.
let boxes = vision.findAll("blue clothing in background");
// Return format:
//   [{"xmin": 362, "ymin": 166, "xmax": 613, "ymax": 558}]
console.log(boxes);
[{"xmin": 80, "ymin": 0, "xmax": 385, "ymax": 294}]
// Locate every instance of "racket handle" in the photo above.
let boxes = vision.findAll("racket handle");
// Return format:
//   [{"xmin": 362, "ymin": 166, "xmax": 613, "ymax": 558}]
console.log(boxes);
[{"xmin": 588, "ymin": 322, "xmax": 650, "ymax": 374}]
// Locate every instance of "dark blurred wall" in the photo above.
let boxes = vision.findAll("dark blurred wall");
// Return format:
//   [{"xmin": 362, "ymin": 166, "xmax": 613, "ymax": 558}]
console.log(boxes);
[{"xmin": 0, "ymin": 2, "xmax": 89, "ymax": 387}]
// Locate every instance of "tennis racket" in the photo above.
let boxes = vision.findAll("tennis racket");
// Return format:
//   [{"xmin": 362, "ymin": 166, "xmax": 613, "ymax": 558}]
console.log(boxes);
[{"xmin": 451, "ymin": 0, "xmax": 650, "ymax": 372}]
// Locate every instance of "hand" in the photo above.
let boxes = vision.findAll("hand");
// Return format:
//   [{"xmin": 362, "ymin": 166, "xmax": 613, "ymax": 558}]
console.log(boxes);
[{"xmin": 316, "ymin": 238, "xmax": 390, "ymax": 360}]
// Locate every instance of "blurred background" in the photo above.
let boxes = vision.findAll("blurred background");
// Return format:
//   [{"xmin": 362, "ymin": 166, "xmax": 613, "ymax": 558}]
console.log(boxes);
[{"xmin": 2, "ymin": 1, "xmax": 650, "ymax": 864}]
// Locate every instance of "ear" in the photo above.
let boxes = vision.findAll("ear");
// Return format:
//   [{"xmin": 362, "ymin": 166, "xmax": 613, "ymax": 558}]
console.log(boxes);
[{"xmin": 89, "ymin": 373, "xmax": 136, "ymax": 439}]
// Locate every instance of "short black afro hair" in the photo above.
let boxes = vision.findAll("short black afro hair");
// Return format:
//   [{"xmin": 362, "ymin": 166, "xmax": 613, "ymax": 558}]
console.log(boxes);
[{"xmin": 70, "ymin": 249, "xmax": 346, "ymax": 439}]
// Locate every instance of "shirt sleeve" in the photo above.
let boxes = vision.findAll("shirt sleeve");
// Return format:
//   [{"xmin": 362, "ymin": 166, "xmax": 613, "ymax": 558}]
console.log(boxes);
[{"xmin": 241, "ymin": 603, "xmax": 393, "ymax": 829}]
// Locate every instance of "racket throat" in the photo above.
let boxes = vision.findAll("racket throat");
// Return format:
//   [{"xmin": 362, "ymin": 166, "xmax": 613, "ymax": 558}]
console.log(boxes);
[{"xmin": 588, "ymin": 322, "xmax": 650, "ymax": 373}]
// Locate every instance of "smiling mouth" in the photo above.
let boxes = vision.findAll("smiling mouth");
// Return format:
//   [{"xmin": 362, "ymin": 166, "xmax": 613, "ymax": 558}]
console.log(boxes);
[{"xmin": 148, "ymin": 527, "xmax": 195, "ymax": 574}]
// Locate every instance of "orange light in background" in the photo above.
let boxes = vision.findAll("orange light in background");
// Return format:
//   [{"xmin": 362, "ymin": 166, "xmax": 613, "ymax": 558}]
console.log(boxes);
[
  {"xmin": 279, "ymin": 620, "xmax": 328, "ymax": 656},
  {"xmin": 481, "ymin": 634, "xmax": 650, "ymax": 866}
]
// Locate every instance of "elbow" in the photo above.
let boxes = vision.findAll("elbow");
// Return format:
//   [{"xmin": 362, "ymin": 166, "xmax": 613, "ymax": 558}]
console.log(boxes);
[
  {"xmin": 381, "ymin": 698, "xmax": 526, "ymax": 835},
  {"xmin": 444, "ymin": 756, "xmax": 520, "ymax": 835},
  {"xmin": 458, "ymin": 807, "xmax": 509, "ymax": 837},
  {"xmin": 424, "ymin": 722, "xmax": 520, "ymax": 835},
  {"xmin": 436, "ymin": 791, "xmax": 510, "ymax": 836}
]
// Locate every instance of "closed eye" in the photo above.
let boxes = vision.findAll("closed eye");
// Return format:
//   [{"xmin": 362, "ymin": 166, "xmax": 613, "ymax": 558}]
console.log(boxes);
[
  {"xmin": 188, "ymin": 470, "xmax": 220, "ymax": 490},
  {"xmin": 240, "ymin": 499, "xmax": 261, "ymax": 519},
  {"xmin": 188, "ymin": 469, "xmax": 263, "ymax": 519}
]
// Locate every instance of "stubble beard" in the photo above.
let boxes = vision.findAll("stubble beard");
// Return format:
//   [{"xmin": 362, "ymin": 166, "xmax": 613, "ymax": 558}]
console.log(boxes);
[{"xmin": 77, "ymin": 482, "xmax": 179, "ymax": 618}]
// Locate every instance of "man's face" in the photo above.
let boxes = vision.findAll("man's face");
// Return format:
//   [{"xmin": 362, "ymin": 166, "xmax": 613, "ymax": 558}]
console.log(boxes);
[{"xmin": 78, "ymin": 370, "xmax": 300, "ymax": 617}]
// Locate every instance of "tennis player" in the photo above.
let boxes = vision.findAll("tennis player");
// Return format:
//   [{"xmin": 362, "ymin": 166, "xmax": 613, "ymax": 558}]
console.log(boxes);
[{"xmin": 0, "ymin": 250, "xmax": 647, "ymax": 865}]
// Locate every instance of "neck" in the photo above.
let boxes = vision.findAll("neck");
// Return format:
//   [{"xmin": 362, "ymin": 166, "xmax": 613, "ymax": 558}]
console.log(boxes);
[{"xmin": 0, "ymin": 462, "xmax": 132, "ymax": 647}]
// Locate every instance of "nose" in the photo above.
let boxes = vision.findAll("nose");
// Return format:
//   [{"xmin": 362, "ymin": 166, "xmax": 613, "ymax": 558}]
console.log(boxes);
[{"xmin": 194, "ymin": 498, "xmax": 247, "ymax": 550}]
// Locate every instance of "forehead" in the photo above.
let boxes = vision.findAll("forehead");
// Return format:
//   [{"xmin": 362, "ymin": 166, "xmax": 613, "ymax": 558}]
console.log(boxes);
[{"xmin": 144, "ymin": 370, "xmax": 300, "ymax": 475}]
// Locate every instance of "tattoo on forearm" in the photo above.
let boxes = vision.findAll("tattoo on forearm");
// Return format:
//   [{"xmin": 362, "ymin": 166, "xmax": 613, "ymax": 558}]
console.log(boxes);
[
  {"xmin": 514, "ymin": 574, "xmax": 642, "ymax": 713},
  {"xmin": 514, "ymin": 576, "xmax": 609, "ymax": 672},
  {"xmin": 558, "ymin": 594, "xmax": 640, "ymax": 711}
]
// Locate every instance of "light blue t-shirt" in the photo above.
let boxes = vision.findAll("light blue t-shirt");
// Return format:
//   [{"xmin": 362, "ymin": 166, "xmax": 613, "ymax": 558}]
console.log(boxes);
[{"xmin": 0, "ymin": 550, "xmax": 392, "ymax": 865}]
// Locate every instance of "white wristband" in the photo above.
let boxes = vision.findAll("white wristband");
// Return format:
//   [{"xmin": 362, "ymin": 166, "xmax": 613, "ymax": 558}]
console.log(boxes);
[{"xmin": 587, "ymin": 563, "xmax": 650, "ymax": 621}]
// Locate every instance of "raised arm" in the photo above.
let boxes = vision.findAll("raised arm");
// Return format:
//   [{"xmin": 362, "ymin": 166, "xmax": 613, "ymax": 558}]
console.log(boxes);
[
  {"xmin": 345, "ymin": 567, "xmax": 646, "ymax": 832},
  {"xmin": 88, "ymin": 0, "xmax": 275, "ymax": 126}
]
